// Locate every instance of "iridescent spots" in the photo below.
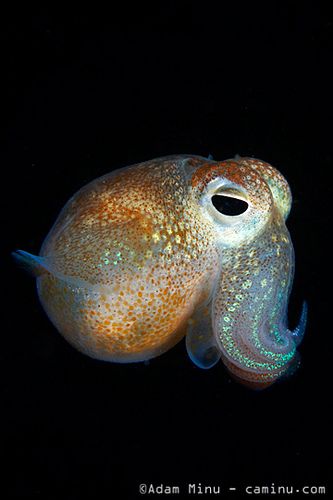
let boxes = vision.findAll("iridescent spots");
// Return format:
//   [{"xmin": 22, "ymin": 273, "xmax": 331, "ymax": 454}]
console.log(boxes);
[{"xmin": 14, "ymin": 154, "xmax": 306, "ymax": 388}]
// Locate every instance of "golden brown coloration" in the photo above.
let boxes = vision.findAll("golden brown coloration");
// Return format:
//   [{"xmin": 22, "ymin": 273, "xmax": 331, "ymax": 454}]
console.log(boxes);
[
  {"xmin": 14, "ymin": 155, "xmax": 306, "ymax": 387},
  {"xmin": 37, "ymin": 156, "xmax": 220, "ymax": 362}
]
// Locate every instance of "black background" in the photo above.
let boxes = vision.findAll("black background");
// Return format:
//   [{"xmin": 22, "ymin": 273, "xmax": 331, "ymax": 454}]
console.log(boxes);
[{"xmin": 1, "ymin": 3, "xmax": 332, "ymax": 498}]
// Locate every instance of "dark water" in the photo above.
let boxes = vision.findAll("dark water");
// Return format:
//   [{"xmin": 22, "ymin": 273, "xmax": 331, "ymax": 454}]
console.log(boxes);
[{"xmin": 1, "ymin": 4, "xmax": 331, "ymax": 498}]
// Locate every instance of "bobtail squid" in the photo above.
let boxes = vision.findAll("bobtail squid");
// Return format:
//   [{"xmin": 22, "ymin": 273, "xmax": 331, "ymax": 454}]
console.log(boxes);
[{"xmin": 13, "ymin": 155, "xmax": 307, "ymax": 388}]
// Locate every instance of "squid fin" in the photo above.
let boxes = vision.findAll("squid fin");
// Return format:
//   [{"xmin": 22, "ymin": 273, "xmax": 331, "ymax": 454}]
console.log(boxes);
[
  {"xmin": 186, "ymin": 306, "xmax": 221, "ymax": 369},
  {"xmin": 12, "ymin": 250, "xmax": 47, "ymax": 277}
]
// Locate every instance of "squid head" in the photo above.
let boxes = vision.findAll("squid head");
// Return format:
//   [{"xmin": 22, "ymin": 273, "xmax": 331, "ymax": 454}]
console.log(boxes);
[{"xmin": 186, "ymin": 156, "xmax": 307, "ymax": 387}]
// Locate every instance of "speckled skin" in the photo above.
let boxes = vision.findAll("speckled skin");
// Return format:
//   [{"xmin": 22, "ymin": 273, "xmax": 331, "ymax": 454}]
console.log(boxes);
[{"xmin": 16, "ymin": 155, "xmax": 306, "ymax": 387}]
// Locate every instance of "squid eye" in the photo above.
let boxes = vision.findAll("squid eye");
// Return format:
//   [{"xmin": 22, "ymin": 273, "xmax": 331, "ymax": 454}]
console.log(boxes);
[{"xmin": 211, "ymin": 194, "xmax": 249, "ymax": 216}]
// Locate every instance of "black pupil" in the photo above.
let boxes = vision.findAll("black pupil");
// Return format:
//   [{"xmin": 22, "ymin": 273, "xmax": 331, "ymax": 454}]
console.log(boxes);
[{"xmin": 211, "ymin": 195, "xmax": 248, "ymax": 216}]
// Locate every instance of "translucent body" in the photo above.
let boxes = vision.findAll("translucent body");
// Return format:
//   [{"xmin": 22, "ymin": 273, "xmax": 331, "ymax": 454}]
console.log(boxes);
[{"xmin": 14, "ymin": 155, "xmax": 306, "ymax": 387}]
